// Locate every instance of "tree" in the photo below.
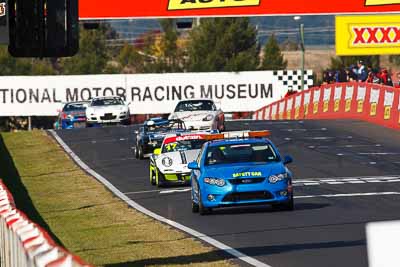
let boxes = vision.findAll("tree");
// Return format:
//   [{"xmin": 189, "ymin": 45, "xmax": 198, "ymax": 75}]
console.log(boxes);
[
  {"xmin": 389, "ymin": 55, "xmax": 400, "ymax": 66},
  {"xmin": 144, "ymin": 19, "xmax": 185, "ymax": 73},
  {"xmin": 158, "ymin": 19, "xmax": 183, "ymax": 72},
  {"xmin": 260, "ymin": 34, "xmax": 287, "ymax": 70},
  {"xmin": 60, "ymin": 26, "xmax": 110, "ymax": 75},
  {"xmin": 281, "ymin": 38, "xmax": 299, "ymax": 51},
  {"xmin": 0, "ymin": 46, "xmax": 55, "ymax": 75},
  {"xmin": 117, "ymin": 43, "xmax": 145, "ymax": 73},
  {"xmin": 186, "ymin": 17, "xmax": 259, "ymax": 72},
  {"xmin": 31, "ymin": 60, "xmax": 56, "ymax": 75}
]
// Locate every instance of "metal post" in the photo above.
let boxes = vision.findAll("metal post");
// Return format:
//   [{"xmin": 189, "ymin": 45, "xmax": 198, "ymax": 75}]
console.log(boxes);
[
  {"xmin": 300, "ymin": 23, "xmax": 305, "ymax": 91},
  {"xmin": 28, "ymin": 116, "xmax": 32, "ymax": 131}
]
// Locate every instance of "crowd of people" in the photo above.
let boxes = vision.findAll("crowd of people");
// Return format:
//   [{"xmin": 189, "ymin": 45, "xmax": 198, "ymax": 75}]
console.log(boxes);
[{"xmin": 322, "ymin": 60, "xmax": 395, "ymax": 86}]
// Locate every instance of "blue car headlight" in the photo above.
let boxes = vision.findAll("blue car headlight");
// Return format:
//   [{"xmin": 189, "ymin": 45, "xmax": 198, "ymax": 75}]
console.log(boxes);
[
  {"xmin": 204, "ymin": 177, "xmax": 226, "ymax": 187},
  {"xmin": 268, "ymin": 173, "xmax": 288, "ymax": 184}
]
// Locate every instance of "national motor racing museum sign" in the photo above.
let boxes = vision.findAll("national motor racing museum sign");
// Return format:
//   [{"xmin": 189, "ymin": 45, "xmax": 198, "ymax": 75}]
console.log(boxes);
[
  {"xmin": 79, "ymin": 0, "xmax": 400, "ymax": 19},
  {"xmin": 0, "ymin": 71, "xmax": 313, "ymax": 116}
]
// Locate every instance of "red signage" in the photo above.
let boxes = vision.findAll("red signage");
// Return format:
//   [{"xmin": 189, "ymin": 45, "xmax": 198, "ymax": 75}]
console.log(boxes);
[
  {"xmin": 79, "ymin": 0, "xmax": 400, "ymax": 19},
  {"xmin": 353, "ymin": 27, "xmax": 400, "ymax": 44}
]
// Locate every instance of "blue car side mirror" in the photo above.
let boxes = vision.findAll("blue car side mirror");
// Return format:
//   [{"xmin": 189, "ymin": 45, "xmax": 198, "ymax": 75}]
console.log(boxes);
[
  {"xmin": 188, "ymin": 161, "xmax": 199, "ymax": 170},
  {"xmin": 283, "ymin": 155, "xmax": 293, "ymax": 165}
]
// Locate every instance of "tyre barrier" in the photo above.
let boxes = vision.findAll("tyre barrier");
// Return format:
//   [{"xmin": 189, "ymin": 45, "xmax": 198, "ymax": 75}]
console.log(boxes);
[
  {"xmin": 253, "ymin": 82, "xmax": 400, "ymax": 130},
  {"xmin": 0, "ymin": 180, "xmax": 91, "ymax": 267}
]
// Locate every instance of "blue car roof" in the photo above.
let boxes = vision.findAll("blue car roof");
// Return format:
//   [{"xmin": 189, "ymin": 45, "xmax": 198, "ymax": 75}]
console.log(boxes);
[
  {"xmin": 208, "ymin": 138, "xmax": 272, "ymax": 147},
  {"xmin": 144, "ymin": 118, "xmax": 169, "ymax": 126}
]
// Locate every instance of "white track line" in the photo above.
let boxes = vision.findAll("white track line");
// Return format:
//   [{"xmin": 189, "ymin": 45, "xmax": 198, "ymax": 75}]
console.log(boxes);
[
  {"xmin": 124, "ymin": 189, "xmax": 164, "ymax": 195},
  {"xmin": 358, "ymin": 152, "xmax": 400, "ymax": 156},
  {"xmin": 295, "ymin": 192, "xmax": 400, "ymax": 199},
  {"xmin": 160, "ymin": 188, "xmax": 192, "ymax": 194},
  {"xmin": 292, "ymin": 175, "xmax": 400, "ymax": 187},
  {"xmin": 49, "ymin": 130, "xmax": 272, "ymax": 267}
]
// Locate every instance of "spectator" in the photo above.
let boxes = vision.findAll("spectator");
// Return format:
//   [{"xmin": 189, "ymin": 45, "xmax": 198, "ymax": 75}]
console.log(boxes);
[
  {"xmin": 336, "ymin": 67, "xmax": 348, "ymax": 83},
  {"xmin": 323, "ymin": 70, "xmax": 336, "ymax": 84},
  {"xmin": 379, "ymin": 68, "xmax": 393, "ymax": 86},
  {"xmin": 395, "ymin": 72, "xmax": 400, "ymax": 88},
  {"xmin": 366, "ymin": 66, "xmax": 380, "ymax": 84},
  {"xmin": 347, "ymin": 65, "xmax": 357, "ymax": 81},
  {"xmin": 354, "ymin": 60, "xmax": 368, "ymax": 82}
]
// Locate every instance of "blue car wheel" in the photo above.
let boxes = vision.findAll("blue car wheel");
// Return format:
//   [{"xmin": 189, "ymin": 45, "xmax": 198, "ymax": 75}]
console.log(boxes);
[
  {"xmin": 191, "ymin": 180, "xmax": 200, "ymax": 213},
  {"xmin": 272, "ymin": 194, "xmax": 294, "ymax": 211},
  {"xmin": 198, "ymin": 187, "xmax": 212, "ymax": 216},
  {"xmin": 191, "ymin": 199, "xmax": 199, "ymax": 213}
]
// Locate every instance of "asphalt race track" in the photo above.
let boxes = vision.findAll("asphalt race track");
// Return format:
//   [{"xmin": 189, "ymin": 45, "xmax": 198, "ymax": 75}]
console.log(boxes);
[{"xmin": 56, "ymin": 120, "xmax": 400, "ymax": 267}]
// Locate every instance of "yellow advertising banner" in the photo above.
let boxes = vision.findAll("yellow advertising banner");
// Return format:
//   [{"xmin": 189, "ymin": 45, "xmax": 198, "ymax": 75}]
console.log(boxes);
[
  {"xmin": 357, "ymin": 100, "xmax": 364, "ymax": 113},
  {"xmin": 370, "ymin": 102, "xmax": 378, "ymax": 116},
  {"xmin": 345, "ymin": 99, "xmax": 352, "ymax": 112},
  {"xmin": 286, "ymin": 110, "xmax": 291, "ymax": 120},
  {"xmin": 336, "ymin": 15, "xmax": 400, "ymax": 55},
  {"xmin": 384, "ymin": 106, "xmax": 391, "ymax": 119}
]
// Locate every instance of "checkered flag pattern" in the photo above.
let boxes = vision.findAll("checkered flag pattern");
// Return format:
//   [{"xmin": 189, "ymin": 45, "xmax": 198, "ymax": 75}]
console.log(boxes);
[{"xmin": 273, "ymin": 70, "xmax": 314, "ymax": 90}]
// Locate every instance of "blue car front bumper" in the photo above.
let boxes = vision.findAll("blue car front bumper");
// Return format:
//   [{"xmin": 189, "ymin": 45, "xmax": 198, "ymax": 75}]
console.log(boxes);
[
  {"xmin": 194, "ymin": 179, "xmax": 292, "ymax": 208},
  {"xmin": 61, "ymin": 118, "xmax": 86, "ymax": 129}
]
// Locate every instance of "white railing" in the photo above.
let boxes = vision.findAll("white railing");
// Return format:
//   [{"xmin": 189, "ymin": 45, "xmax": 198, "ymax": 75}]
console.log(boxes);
[{"xmin": 0, "ymin": 180, "xmax": 91, "ymax": 267}]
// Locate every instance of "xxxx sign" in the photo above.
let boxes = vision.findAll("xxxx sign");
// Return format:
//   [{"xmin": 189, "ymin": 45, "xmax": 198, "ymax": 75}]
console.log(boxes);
[{"xmin": 336, "ymin": 15, "xmax": 400, "ymax": 55}]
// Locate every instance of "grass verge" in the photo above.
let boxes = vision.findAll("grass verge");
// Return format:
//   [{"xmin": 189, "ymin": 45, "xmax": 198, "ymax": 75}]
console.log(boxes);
[{"xmin": 0, "ymin": 131, "xmax": 235, "ymax": 267}]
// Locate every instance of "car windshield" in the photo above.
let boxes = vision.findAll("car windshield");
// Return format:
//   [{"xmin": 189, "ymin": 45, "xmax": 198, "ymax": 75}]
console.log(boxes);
[
  {"xmin": 205, "ymin": 142, "xmax": 279, "ymax": 166},
  {"xmin": 162, "ymin": 139, "xmax": 207, "ymax": 153},
  {"xmin": 92, "ymin": 98, "xmax": 124, "ymax": 106},
  {"xmin": 63, "ymin": 102, "xmax": 87, "ymax": 112},
  {"xmin": 145, "ymin": 121, "xmax": 185, "ymax": 132},
  {"xmin": 174, "ymin": 100, "xmax": 215, "ymax": 112}
]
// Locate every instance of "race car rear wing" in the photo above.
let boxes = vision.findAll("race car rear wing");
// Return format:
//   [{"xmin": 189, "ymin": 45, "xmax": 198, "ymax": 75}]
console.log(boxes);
[{"xmin": 205, "ymin": 130, "xmax": 270, "ymax": 141}]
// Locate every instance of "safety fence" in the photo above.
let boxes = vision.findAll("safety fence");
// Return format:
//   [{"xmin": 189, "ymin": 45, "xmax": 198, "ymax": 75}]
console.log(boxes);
[
  {"xmin": 0, "ymin": 180, "xmax": 91, "ymax": 267},
  {"xmin": 253, "ymin": 82, "xmax": 400, "ymax": 130}
]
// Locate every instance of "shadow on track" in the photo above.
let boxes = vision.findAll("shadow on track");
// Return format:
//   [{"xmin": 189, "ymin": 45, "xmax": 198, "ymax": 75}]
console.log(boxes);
[
  {"xmin": 104, "ymin": 239, "xmax": 364, "ymax": 267},
  {"xmin": 206, "ymin": 202, "xmax": 330, "ymax": 216},
  {"xmin": 0, "ymin": 135, "xmax": 65, "ymax": 247},
  {"xmin": 104, "ymin": 250, "xmax": 236, "ymax": 267}
]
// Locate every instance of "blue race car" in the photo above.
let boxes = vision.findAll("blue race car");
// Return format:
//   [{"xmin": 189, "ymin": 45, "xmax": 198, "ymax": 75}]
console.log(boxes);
[
  {"xmin": 133, "ymin": 118, "xmax": 187, "ymax": 159},
  {"xmin": 188, "ymin": 131, "xmax": 294, "ymax": 215},
  {"xmin": 54, "ymin": 101, "xmax": 90, "ymax": 129}
]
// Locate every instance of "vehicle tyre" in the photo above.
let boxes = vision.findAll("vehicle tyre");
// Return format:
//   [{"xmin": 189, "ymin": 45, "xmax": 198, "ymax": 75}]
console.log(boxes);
[
  {"xmin": 283, "ymin": 195, "xmax": 294, "ymax": 211},
  {"xmin": 156, "ymin": 170, "xmax": 164, "ymax": 188},
  {"xmin": 150, "ymin": 171, "xmax": 156, "ymax": 186},
  {"xmin": 274, "ymin": 195, "xmax": 294, "ymax": 211},
  {"xmin": 138, "ymin": 145, "xmax": 144, "ymax": 160},
  {"xmin": 134, "ymin": 145, "xmax": 139, "ymax": 159},
  {"xmin": 192, "ymin": 201, "xmax": 199, "ymax": 213},
  {"xmin": 198, "ymin": 189, "xmax": 212, "ymax": 215},
  {"xmin": 121, "ymin": 117, "xmax": 131, "ymax": 125},
  {"xmin": 86, "ymin": 122, "xmax": 92, "ymax": 128}
]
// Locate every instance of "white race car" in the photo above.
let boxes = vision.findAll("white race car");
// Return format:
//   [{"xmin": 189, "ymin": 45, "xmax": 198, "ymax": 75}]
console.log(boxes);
[
  {"xmin": 169, "ymin": 99, "xmax": 225, "ymax": 131},
  {"xmin": 149, "ymin": 132, "xmax": 209, "ymax": 187},
  {"xmin": 86, "ymin": 96, "xmax": 130, "ymax": 126}
]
